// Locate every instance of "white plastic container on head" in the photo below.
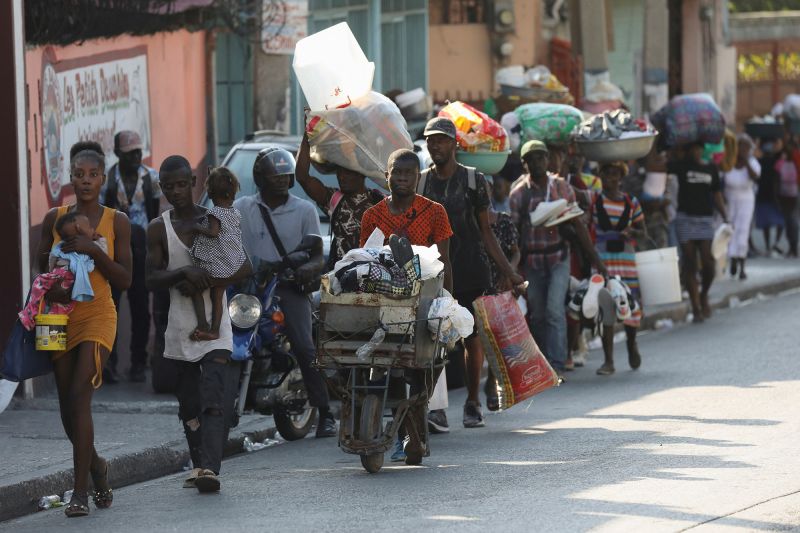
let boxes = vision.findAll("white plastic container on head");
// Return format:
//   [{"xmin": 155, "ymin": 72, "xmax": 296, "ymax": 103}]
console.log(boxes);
[
  {"xmin": 293, "ymin": 22, "xmax": 374, "ymax": 111},
  {"xmin": 635, "ymin": 247, "xmax": 682, "ymax": 307}
]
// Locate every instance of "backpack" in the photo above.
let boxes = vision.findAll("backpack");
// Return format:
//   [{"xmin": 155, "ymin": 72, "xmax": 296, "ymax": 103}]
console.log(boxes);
[{"xmin": 417, "ymin": 165, "xmax": 477, "ymax": 195}]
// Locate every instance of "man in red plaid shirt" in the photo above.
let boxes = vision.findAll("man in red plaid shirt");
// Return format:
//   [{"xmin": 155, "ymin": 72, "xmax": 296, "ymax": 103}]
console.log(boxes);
[{"xmin": 509, "ymin": 141, "xmax": 605, "ymax": 375}]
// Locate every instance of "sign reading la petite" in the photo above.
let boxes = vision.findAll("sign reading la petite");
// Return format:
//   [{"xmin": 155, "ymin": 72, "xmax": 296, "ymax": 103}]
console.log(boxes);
[{"xmin": 41, "ymin": 46, "xmax": 152, "ymax": 206}]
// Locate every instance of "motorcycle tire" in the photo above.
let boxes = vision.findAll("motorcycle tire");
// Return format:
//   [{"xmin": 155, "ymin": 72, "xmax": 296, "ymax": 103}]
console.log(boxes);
[
  {"xmin": 358, "ymin": 394, "xmax": 384, "ymax": 474},
  {"xmin": 274, "ymin": 407, "xmax": 317, "ymax": 441}
]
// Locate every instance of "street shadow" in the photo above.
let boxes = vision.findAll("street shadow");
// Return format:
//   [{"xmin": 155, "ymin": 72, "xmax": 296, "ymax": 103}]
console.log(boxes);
[{"xmin": 582, "ymin": 413, "xmax": 778, "ymax": 427}]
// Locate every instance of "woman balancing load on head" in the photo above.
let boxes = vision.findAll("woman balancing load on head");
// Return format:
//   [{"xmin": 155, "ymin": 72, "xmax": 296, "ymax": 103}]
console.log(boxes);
[{"xmin": 35, "ymin": 141, "xmax": 133, "ymax": 518}]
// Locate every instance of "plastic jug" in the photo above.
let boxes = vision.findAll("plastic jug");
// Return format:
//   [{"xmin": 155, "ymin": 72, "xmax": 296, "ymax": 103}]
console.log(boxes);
[{"xmin": 293, "ymin": 22, "xmax": 374, "ymax": 111}]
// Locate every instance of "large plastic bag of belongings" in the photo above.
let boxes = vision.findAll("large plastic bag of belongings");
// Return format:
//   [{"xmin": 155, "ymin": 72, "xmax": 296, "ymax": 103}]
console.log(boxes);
[
  {"xmin": 650, "ymin": 93, "xmax": 725, "ymax": 148},
  {"xmin": 572, "ymin": 109, "xmax": 658, "ymax": 162},
  {"xmin": 474, "ymin": 291, "xmax": 560, "ymax": 410},
  {"xmin": 326, "ymin": 228, "xmax": 444, "ymax": 297},
  {"xmin": 307, "ymin": 91, "xmax": 413, "ymax": 183},
  {"xmin": 427, "ymin": 291, "xmax": 475, "ymax": 349},
  {"xmin": 438, "ymin": 101, "xmax": 510, "ymax": 152},
  {"xmin": 515, "ymin": 103, "xmax": 583, "ymax": 146}
]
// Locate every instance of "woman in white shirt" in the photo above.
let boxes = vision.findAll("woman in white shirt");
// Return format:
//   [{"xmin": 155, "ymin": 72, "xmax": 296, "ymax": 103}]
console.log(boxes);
[{"xmin": 723, "ymin": 134, "xmax": 760, "ymax": 279}]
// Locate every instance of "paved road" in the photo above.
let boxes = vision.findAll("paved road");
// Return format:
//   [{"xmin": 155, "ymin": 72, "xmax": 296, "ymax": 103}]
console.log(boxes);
[{"xmin": 6, "ymin": 290, "xmax": 800, "ymax": 532}]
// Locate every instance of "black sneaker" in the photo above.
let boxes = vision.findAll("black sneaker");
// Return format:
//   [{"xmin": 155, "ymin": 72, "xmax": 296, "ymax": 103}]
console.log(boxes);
[
  {"xmin": 463, "ymin": 401, "xmax": 485, "ymax": 428},
  {"xmin": 427, "ymin": 409, "xmax": 450, "ymax": 434},
  {"xmin": 389, "ymin": 234, "xmax": 414, "ymax": 268},
  {"xmin": 315, "ymin": 412, "xmax": 337, "ymax": 438}
]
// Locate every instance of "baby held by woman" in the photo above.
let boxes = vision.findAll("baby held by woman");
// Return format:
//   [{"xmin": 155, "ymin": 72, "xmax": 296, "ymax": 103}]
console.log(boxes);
[{"xmin": 19, "ymin": 212, "xmax": 107, "ymax": 329}]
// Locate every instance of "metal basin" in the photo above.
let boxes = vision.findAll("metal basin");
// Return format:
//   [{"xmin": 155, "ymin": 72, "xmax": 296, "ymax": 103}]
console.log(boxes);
[
  {"xmin": 575, "ymin": 134, "xmax": 657, "ymax": 162},
  {"xmin": 455, "ymin": 150, "xmax": 511, "ymax": 175}
]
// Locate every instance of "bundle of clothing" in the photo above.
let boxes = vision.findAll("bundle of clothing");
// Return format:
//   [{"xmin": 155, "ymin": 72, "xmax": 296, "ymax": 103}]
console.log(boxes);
[
  {"xmin": 573, "ymin": 109, "xmax": 655, "ymax": 141},
  {"xmin": 326, "ymin": 229, "xmax": 445, "ymax": 297},
  {"xmin": 331, "ymin": 248, "xmax": 421, "ymax": 298}
]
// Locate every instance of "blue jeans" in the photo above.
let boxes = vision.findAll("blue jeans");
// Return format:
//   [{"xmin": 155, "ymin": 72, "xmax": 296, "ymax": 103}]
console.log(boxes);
[{"xmin": 526, "ymin": 258, "xmax": 571, "ymax": 371}]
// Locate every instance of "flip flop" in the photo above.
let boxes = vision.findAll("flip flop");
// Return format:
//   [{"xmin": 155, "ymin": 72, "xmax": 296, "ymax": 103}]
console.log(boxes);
[
  {"xmin": 194, "ymin": 469, "xmax": 221, "ymax": 493},
  {"xmin": 183, "ymin": 467, "xmax": 202, "ymax": 489},
  {"xmin": 64, "ymin": 492, "xmax": 90, "ymax": 518},
  {"xmin": 596, "ymin": 365, "xmax": 615, "ymax": 376}
]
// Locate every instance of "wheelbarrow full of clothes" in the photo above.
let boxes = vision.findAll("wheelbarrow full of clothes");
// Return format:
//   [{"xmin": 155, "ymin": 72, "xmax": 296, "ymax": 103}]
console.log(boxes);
[{"xmin": 316, "ymin": 273, "xmax": 445, "ymax": 473}]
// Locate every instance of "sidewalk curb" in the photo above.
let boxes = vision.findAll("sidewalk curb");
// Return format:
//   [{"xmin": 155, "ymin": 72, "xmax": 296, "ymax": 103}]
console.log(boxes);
[
  {"xmin": 8, "ymin": 398, "xmax": 179, "ymax": 415},
  {"xmin": 0, "ymin": 422, "xmax": 276, "ymax": 523},
  {"xmin": 640, "ymin": 274, "xmax": 800, "ymax": 331}
]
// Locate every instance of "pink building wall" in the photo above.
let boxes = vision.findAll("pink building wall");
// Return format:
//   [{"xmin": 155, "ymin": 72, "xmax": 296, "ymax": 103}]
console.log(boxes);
[{"xmin": 25, "ymin": 30, "xmax": 209, "ymax": 229}]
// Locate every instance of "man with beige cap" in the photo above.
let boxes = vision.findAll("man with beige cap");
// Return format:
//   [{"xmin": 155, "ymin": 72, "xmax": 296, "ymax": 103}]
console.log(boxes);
[
  {"xmin": 509, "ymin": 140, "xmax": 606, "ymax": 377},
  {"xmin": 101, "ymin": 130, "xmax": 162, "ymax": 384}
]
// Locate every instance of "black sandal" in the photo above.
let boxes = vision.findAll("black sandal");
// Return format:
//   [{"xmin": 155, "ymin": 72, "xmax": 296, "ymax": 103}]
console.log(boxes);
[
  {"xmin": 91, "ymin": 458, "xmax": 113, "ymax": 509},
  {"xmin": 64, "ymin": 491, "xmax": 90, "ymax": 518}
]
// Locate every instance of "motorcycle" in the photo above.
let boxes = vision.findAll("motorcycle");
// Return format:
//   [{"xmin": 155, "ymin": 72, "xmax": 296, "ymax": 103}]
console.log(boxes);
[{"xmin": 228, "ymin": 238, "xmax": 321, "ymax": 441}]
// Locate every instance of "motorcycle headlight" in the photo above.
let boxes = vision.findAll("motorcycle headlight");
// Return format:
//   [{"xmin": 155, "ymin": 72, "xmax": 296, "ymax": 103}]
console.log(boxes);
[{"xmin": 228, "ymin": 294, "xmax": 262, "ymax": 329}]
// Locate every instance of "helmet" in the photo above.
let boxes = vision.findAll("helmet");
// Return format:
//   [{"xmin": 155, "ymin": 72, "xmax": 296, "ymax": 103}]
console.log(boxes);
[{"xmin": 253, "ymin": 147, "xmax": 296, "ymax": 189}]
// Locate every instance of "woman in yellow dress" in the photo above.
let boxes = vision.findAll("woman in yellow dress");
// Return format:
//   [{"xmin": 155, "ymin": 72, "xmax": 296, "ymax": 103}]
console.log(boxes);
[{"xmin": 36, "ymin": 141, "xmax": 132, "ymax": 517}]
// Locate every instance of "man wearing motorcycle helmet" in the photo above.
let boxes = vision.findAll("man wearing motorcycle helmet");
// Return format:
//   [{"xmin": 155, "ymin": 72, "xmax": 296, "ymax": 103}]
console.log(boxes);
[{"xmin": 234, "ymin": 147, "xmax": 336, "ymax": 438}]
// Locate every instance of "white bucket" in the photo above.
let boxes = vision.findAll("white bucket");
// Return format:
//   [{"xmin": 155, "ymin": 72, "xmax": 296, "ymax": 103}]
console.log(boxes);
[
  {"xmin": 293, "ymin": 22, "xmax": 374, "ymax": 111},
  {"xmin": 635, "ymin": 247, "xmax": 682, "ymax": 307}
]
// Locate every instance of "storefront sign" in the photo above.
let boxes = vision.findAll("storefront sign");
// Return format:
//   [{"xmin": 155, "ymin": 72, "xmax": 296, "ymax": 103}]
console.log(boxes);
[
  {"xmin": 40, "ymin": 46, "xmax": 152, "ymax": 206},
  {"xmin": 261, "ymin": 0, "xmax": 308, "ymax": 55}
]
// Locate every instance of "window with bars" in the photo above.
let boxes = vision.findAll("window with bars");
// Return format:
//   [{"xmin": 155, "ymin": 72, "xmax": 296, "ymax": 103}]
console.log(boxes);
[{"xmin": 429, "ymin": 0, "xmax": 485, "ymax": 24}]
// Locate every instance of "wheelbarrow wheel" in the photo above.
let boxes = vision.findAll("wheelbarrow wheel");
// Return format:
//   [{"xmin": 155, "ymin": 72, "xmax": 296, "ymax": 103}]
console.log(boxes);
[
  {"xmin": 360, "ymin": 453, "xmax": 384, "ymax": 473},
  {"xmin": 358, "ymin": 394, "xmax": 384, "ymax": 473}
]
